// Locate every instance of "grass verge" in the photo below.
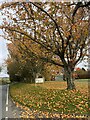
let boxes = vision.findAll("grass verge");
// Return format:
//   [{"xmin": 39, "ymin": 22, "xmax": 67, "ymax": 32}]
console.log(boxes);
[{"xmin": 10, "ymin": 81, "xmax": 89, "ymax": 116}]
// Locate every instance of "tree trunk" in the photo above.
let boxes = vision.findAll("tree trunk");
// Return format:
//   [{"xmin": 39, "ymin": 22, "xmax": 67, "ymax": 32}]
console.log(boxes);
[{"xmin": 64, "ymin": 69, "xmax": 76, "ymax": 90}]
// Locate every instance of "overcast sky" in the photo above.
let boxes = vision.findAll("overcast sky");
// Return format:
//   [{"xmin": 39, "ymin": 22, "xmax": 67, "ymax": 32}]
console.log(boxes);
[
  {"xmin": 0, "ymin": 3, "xmax": 9, "ymax": 73},
  {"xmin": 0, "ymin": 33, "xmax": 9, "ymax": 65}
]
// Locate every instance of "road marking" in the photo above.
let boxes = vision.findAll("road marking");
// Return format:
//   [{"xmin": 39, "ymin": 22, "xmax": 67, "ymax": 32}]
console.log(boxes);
[
  {"xmin": 6, "ymin": 85, "xmax": 9, "ymax": 105},
  {"xmin": 6, "ymin": 106, "xmax": 8, "ymax": 111},
  {"xmin": 6, "ymin": 85, "xmax": 9, "ymax": 113},
  {"xmin": 5, "ymin": 117, "xmax": 8, "ymax": 119}
]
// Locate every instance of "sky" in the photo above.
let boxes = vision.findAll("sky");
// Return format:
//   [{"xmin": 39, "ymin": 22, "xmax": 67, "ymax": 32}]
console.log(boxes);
[
  {"xmin": 0, "ymin": 30, "xmax": 9, "ymax": 76},
  {"xmin": 0, "ymin": 9, "xmax": 9, "ymax": 66},
  {"xmin": 0, "ymin": 40, "xmax": 9, "ymax": 77},
  {"xmin": 0, "ymin": 32, "xmax": 9, "ymax": 65}
]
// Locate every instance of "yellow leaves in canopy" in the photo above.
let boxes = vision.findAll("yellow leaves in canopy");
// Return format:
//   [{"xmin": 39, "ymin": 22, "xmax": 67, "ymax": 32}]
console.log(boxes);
[{"xmin": 65, "ymin": 32, "xmax": 70, "ymax": 37}]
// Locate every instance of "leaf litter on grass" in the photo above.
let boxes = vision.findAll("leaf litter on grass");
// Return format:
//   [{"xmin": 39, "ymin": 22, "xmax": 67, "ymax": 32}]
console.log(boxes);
[{"xmin": 10, "ymin": 82, "xmax": 89, "ymax": 118}]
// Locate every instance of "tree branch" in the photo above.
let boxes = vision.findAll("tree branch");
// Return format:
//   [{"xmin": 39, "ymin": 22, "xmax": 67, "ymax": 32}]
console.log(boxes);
[
  {"xmin": 30, "ymin": 2, "xmax": 64, "ymax": 49},
  {"xmin": 72, "ymin": 2, "xmax": 90, "ymax": 17}
]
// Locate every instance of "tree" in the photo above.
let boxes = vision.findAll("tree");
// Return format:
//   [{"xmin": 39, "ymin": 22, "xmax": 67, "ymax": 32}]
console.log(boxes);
[
  {"xmin": 0, "ymin": 66, "xmax": 2, "ymax": 73},
  {"xmin": 0, "ymin": 2, "xmax": 89, "ymax": 89},
  {"xmin": 6, "ymin": 37, "xmax": 59, "ymax": 82},
  {"xmin": 6, "ymin": 42, "xmax": 45, "ymax": 83}
]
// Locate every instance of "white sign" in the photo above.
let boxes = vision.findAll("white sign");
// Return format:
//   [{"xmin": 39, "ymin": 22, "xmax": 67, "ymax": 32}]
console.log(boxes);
[{"xmin": 35, "ymin": 78, "xmax": 44, "ymax": 83}]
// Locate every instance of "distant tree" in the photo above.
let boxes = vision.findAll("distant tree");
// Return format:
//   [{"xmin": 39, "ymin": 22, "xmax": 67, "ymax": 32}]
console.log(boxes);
[
  {"xmin": 6, "ymin": 38, "xmax": 60, "ymax": 82},
  {"xmin": 0, "ymin": 2, "xmax": 89, "ymax": 89},
  {"xmin": 6, "ymin": 42, "xmax": 45, "ymax": 83},
  {"xmin": 0, "ymin": 67, "xmax": 2, "ymax": 73}
]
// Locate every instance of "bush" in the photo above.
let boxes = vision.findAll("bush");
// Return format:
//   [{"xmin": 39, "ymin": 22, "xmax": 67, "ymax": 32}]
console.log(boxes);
[{"xmin": 75, "ymin": 69, "xmax": 90, "ymax": 79}]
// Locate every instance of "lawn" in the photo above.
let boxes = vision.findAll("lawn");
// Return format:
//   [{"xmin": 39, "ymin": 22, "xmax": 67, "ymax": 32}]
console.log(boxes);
[{"xmin": 10, "ymin": 81, "xmax": 89, "ymax": 117}]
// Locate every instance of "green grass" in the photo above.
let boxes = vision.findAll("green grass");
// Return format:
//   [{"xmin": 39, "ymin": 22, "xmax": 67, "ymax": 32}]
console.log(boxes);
[
  {"xmin": 10, "ymin": 81, "xmax": 89, "ymax": 115},
  {"xmin": 75, "ymin": 79, "xmax": 89, "ymax": 82}
]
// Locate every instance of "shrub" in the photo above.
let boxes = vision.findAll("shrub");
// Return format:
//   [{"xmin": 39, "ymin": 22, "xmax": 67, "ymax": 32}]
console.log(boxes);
[{"xmin": 75, "ymin": 69, "xmax": 90, "ymax": 79}]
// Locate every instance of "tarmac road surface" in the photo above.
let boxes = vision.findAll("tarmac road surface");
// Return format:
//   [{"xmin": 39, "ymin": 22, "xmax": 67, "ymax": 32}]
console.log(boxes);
[{"xmin": 0, "ymin": 84, "xmax": 23, "ymax": 119}]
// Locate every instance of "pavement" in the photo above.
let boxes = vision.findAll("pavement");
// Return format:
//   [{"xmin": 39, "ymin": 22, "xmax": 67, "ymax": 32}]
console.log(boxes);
[{"xmin": 0, "ymin": 84, "xmax": 23, "ymax": 119}]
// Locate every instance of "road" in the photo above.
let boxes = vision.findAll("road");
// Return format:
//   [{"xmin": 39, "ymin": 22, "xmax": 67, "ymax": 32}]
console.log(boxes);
[{"xmin": 0, "ymin": 84, "xmax": 23, "ymax": 119}]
